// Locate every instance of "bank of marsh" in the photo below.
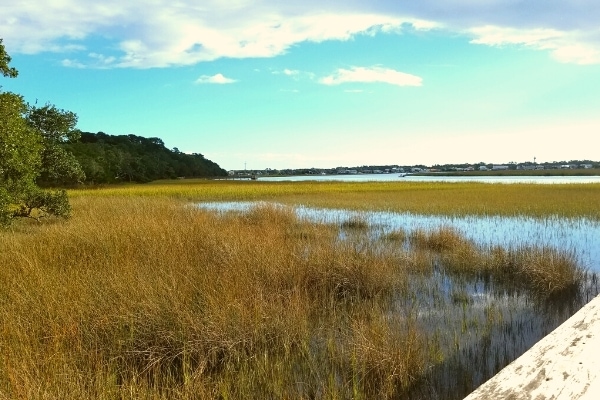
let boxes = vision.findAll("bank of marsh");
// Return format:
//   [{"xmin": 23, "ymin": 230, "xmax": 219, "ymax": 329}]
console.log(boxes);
[{"xmin": 1, "ymin": 180, "xmax": 599, "ymax": 399}]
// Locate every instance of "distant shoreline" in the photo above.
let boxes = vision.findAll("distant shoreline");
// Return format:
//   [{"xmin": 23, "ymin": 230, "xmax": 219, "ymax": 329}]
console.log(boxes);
[{"xmin": 415, "ymin": 168, "xmax": 600, "ymax": 177}]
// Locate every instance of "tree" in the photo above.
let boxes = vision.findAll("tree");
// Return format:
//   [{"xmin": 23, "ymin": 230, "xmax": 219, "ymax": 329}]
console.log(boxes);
[
  {"xmin": 63, "ymin": 131, "xmax": 228, "ymax": 183},
  {"xmin": 0, "ymin": 39, "xmax": 81, "ymax": 226},
  {"xmin": 27, "ymin": 104, "xmax": 86, "ymax": 185},
  {"xmin": 0, "ymin": 92, "xmax": 42, "ymax": 224},
  {"xmin": 0, "ymin": 39, "xmax": 18, "ymax": 78}
]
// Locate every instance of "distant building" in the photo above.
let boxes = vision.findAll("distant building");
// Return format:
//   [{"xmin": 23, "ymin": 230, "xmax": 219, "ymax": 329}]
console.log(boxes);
[{"xmin": 492, "ymin": 165, "xmax": 509, "ymax": 170}]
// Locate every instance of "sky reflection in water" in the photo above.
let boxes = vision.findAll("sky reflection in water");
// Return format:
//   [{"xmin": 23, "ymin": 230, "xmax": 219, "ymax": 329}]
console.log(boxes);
[
  {"xmin": 198, "ymin": 201, "xmax": 600, "ymax": 273},
  {"xmin": 197, "ymin": 200, "xmax": 600, "ymax": 398}
]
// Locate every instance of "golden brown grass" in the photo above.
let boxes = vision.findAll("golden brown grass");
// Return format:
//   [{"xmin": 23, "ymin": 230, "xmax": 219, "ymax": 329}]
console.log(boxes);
[
  {"xmin": 1, "ymin": 180, "xmax": 593, "ymax": 398},
  {"xmin": 0, "ymin": 197, "xmax": 427, "ymax": 399},
  {"xmin": 484, "ymin": 245, "xmax": 583, "ymax": 295},
  {"xmin": 409, "ymin": 226, "xmax": 583, "ymax": 296},
  {"xmin": 69, "ymin": 179, "xmax": 600, "ymax": 220}
]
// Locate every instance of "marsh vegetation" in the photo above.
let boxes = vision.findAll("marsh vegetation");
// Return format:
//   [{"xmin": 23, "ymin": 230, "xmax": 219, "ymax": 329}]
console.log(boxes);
[{"xmin": 1, "ymin": 180, "xmax": 599, "ymax": 399}]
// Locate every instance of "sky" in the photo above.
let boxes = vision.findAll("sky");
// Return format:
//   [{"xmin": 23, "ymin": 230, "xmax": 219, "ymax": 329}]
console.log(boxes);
[{"xmin": 1, "ymin": 1, "xmax": 600, "ymax": 171}]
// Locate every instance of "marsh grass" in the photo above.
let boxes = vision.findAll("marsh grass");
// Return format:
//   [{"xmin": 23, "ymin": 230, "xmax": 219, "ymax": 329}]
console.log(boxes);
[
  {"xmin": 409, "ymin": 226, "xmax": 469, "ymax": 253},
  {"xmin": 0, "ymin": 197, "xmax": 427, "ymax": 399},
  {"xmin": 381, "ymin": 228, "xmax": 407, "ymax": 243},
  {"xmin": 408, "ymin": 226, "xmax": 582, "ymax": 297},
  {"xmin": 69, "ymin": 180, "xmax": 600, "ymax": 220},
  {"xmin": 1, "ymin": 181, "xmax": 597, "ymax": 399},
  {"xmin": 484, "ymin": 245, "xmax": 583, "ymax": 296},
  {"xmin": 339, "ymin": 214, "xmax": 370, "ymax": 231}
]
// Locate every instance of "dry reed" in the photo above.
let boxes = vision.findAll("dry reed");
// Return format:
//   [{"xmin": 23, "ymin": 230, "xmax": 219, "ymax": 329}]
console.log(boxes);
[
  {"xmin": 1, "ymin": 180, "xmax": 593, "ymax": 398},
  {"xmin": 0, "ymin": 197, "xmax": 426, "ymax": 399}
]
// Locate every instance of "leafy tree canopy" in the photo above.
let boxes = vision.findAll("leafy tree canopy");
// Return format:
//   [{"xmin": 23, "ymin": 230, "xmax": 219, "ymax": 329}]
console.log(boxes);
[
  {"xmin": 1, "ymin": 39, "xmax": 82, "ymax": 226},
  {"xmin": 65, "ymin": 131, "xmax": 228, "ymax": 184},
  {"xmin": 28, "ymin": 104, "xmax": 86, "ymax": 185},
  {"xmin": 0, "ymin": 39, "xmax": 18, "ymax": 78}
]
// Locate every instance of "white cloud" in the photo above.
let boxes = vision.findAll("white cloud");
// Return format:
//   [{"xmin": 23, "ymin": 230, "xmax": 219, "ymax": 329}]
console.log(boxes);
[
  {"xmin": 469, "ymin": 26, "xmax": 564, "ymax": 47},
  {"xmin": 195, "ymin": 73, "xmax": 237, "ymax": 84},
  {"xmin": 0, "ymin": 1, "xmax": 421, "ymax": 68},
  {"xmin": 468, "ymin": 25, "xmax": 600, "ymax": 65},
  {"xmin": 283, "ymin": 68, "xmax": 299, "ymax": 76},
  {"xmin": 320, "ymin": 67, "xmax": 422, "ymax": 87},
  {"xmin": 271, "ymin": 68, "xmax": 299, "ymax": 76},
  {"xmin": 1, "ymin": 1, "xmax": 600, "ymax": 66}
]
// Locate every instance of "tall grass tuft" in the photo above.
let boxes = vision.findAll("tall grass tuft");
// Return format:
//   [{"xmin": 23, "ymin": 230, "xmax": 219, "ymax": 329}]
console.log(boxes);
[
  {"xmin": 408, "ymin": 226, "xmax": 584, "ymax": 297},
  {"xmin": 485, "ymin": 245, "xmax": 583, "ymax": 296},
  {"xmin": 410, "ymin": 226, "xmax": 470, "ymax": 252}
]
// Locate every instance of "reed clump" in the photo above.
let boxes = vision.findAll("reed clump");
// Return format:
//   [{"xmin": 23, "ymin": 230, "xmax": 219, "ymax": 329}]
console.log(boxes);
[
  {"xmin": 0, "ymin": 197, "xmax": 428, "ymax": 399},
  {"xmin": 340, "ymin": 214, "xmax": 370, "ymax": 231},
  {"xmin": 350, "ymin": 315, "xmax": 429, "ymax": 398},
  {"xmin": 381, "ymin": 228, "xmax": 407, "ymax": 243},
  {"xmin": 485, "ymin": 245, "xmax": 583, "ymax": 296},
  {"xmin": 407, "ymin": 226, "xmax": 584, "ymax": 297},
  {"xmin": 409, "ymin": 226, "xmax": 469, "ymax": 252}
]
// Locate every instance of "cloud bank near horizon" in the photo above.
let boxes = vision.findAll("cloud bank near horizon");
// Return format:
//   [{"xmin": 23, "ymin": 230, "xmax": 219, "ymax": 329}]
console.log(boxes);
[{"xmin": 2, "ymin": 1, "xmax": 599, "ymax": 68}]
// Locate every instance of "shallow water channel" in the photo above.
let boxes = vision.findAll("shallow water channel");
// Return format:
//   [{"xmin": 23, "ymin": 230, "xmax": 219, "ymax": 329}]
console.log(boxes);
[
  {"xmin": 199, "ymin": 201, "xmax": 600, "ymax": 273},
  {"xmin": 197, "ymin": 201, "xmax": 600, "ymax": 399}
]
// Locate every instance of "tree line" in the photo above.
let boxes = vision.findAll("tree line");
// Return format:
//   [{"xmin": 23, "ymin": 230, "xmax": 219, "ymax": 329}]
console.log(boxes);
[
  {"xmin": 1, "ymin": 39, "xmax": 226, "ymax": 226},
  {"xmin": 62, "ymin": 132, "xmax": 227, "ymax": 184}
]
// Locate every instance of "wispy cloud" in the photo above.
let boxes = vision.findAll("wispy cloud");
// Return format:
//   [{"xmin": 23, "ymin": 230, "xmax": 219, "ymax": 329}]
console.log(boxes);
[
  {"xmin": 0, "ymin": 2, "xmax": 417, "ymax": 68},
  {"xmin": 195, "ymin": 73, "xmax": 237, "ymax": 84},
  {"xmin": 2, "ymin": 1, "xmax": 600, "ymax": 66},
  {"xmin": 468, "ymin": 25, "xmax": 600, "ymax": 64},
  {"xmin": 271, "ymin": 68, "xmax": 299, "ymax": 76},
  {"xmin": 272, "ymin": 68, "xmax": 315, "ymax": 82},
  {"xmin": 61, "ymin": 59, "xmax": 86, "ymax": 68},
  {"xmin": 320, "ymin": 66, "xmax": 422, "ymax": 87},
  {"xmin": 283, "ymin": 68, "xmax": 299, "ymax": 76}
]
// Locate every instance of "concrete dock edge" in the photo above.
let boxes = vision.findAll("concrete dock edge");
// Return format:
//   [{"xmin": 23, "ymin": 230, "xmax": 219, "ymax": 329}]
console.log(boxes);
[{"xmin": 464, "ymin": 294, "xmax": 600, "ymax": 399}]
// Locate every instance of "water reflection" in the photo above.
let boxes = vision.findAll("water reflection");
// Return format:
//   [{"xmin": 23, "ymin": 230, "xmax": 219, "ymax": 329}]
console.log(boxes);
[
  {"xmin": 258, "ymin": 173, "xmax": 600, "ymax": 184},
  {"xmin": 198, "ymin": 201, "xmax": 600, "ymax": 272},
  {"xmin": 196, "ymin": 201, "xmax": 600, "ymax": 399}
]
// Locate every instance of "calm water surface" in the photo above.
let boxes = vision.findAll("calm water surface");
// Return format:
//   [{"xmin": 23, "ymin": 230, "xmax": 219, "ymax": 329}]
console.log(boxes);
[
  {"xmin": 199, "ymin": 201, "xmax": 600, "ymax": 273},
  {"xmin": 258, "ymin": 173, "xmax": 600, "ymax": 184},
  {"xmin": 197, "ymin": 200, "xmax": 600, "ymax": 399}
]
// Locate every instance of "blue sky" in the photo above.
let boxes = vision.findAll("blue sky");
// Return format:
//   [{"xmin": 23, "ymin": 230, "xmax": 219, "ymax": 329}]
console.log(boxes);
[{"xmin": 2, "ymin": 1, "xmax": 600, "ymax": 170}]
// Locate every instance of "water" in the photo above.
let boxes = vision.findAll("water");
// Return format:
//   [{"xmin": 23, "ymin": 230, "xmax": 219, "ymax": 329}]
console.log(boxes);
[
  {"xmin": 198, "ymin": 201, "xmax": 600, "ymax": 273},
  {"xmin": 258, "ymin": 173, "xmax": 600, "ymax": 184},
  {"xmin": 196, "ymin": 201, "xmax": 600, "ymax": 399}
]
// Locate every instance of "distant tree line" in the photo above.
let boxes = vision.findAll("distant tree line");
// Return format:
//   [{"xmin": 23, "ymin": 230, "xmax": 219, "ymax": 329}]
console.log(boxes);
[{"xmin": 61, "ymin": 132, "xmax": 228, "ymax": 184}]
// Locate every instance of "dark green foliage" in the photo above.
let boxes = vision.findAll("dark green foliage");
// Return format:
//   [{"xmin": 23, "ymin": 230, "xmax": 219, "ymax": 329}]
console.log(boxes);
[
  {"xmin": 27, "ymin": 104, "xmax": 86, "ymax": 186},
  {"xmin": 1, "ymin": 39, "xmax": 77, "ymax": 227},
  {"xmin": 12, "ymin": 187, "xmax": 72, "ymax": 222},
  {"xmin": 0, "ymin": 92, "xmax": 42, "ymax": 187},
  {"xmin": 0, "ymin": 187, "xmax": 12, "ymax": 226},
  {"xmin": 64, "ymin": 132, "xmax": 228, "ymax": 183},
  {"xmin": 0, "ymin": 39, "xmax": 18, "ymax": 78}
]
